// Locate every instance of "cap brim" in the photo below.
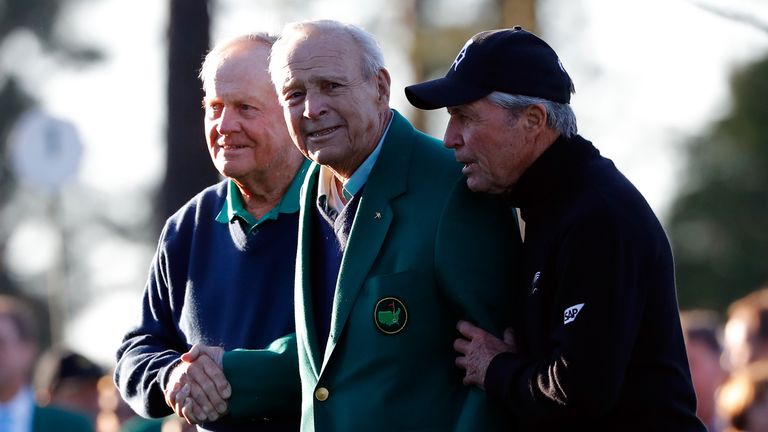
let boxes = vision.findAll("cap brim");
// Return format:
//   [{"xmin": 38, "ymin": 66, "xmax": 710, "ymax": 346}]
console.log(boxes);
[{"xmin": 405, "ymin": 76, "xmax": 489, "ymax": 110}]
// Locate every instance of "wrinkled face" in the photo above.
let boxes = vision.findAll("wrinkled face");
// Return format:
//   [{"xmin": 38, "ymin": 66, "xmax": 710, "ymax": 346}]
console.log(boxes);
[
  {"xmin": 444, "ymin": 98, "xmax": 537, "ymax": 194},
  {"xmin": 273, "ymin": 30, "xmax": 390, "ymax": 179},
  {"xmin": 204, "ymin": 42, "xmax": 295, "ymax": 184},
  {"xmin": 0, "ymin": 316, "xmax": 34, "ymax": 397}
]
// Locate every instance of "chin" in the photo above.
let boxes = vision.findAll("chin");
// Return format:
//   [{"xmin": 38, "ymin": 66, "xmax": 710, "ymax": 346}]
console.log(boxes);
[{"xmin": 465, "ymin": 177, "xmax": 489, "ymax": 193}]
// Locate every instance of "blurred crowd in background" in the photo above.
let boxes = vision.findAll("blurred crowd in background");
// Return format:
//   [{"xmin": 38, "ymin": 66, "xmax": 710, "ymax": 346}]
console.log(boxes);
[{"xmin": 682, "ymin": 286, "xmax": 768, "ymax": 432}]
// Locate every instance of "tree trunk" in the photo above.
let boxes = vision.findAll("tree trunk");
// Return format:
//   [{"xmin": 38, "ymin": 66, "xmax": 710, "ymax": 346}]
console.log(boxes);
[{"xmin": 161, "ymin": 0, "xmax": 217, "ymax": 226}]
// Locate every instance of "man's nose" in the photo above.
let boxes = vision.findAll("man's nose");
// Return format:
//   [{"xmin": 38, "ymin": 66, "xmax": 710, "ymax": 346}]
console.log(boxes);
[
  {"xmin": 443, "ymin": 120, "xmax": 462, "ymax": 149},
  {"xmin": 303, "ymin": 92, "xmax": 328, "ymax": 119},
  {"xmin": 217, "ymin": 107, "xmax": 240, "ymax": 134}
]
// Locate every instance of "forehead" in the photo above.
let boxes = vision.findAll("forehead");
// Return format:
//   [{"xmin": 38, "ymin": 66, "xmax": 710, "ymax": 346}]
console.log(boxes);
[
  {"xmin": 450, "ymin": 98, "xmax": 506, "ymax": 117},
  {"xmin": 278, "ymin": 30, "xmax": 361, "ymax": 84},
  {"xmin": 205, "ymin": 45, "xmax": 274, "ymax": 99}
]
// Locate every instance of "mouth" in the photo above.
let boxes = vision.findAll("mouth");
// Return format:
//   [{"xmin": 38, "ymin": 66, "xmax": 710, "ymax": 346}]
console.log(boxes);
[
  {"xmin": 458, "ymin": 160, "xmax": 476, "ymax": 175},
  {"xmin": 306, "ymin": 126, "xmax": 340, "ymax": 139},
  {"xmin": 218, "ymin": 143, "xmax": 249, "ymax": 150}
]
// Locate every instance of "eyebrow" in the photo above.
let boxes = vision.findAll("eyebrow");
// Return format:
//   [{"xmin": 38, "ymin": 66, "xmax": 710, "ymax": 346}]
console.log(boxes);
[{"xmin": 447, "ymin": 106, "xmax": 469, "ymax": 115}]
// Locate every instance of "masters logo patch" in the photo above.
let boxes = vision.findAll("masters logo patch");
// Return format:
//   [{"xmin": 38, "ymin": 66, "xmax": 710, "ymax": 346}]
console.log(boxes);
[{"xmin": 374, "ymin": 297, "xmax": 408, "ymax": 335}]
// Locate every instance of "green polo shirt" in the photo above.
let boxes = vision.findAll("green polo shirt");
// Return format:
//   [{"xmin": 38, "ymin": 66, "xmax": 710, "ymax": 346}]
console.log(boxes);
[{"xmin": 215, "ymin": 160, "xmax": 310, "ymax": 234}]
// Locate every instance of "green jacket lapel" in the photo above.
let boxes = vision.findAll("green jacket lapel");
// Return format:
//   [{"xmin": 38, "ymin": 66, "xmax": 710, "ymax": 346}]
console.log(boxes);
[
  {"xmin": 296, "ymin": 162, "xmax": 324, "ymax": 376},
  {"xmin": 321, "ymin": 110, "xmax": 415, "ymax": 368}
]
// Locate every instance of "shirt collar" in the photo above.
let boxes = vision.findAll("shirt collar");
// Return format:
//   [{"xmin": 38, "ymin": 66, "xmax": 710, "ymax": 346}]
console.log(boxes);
[
  {"xmin": 216, "ymin": 159, "xmax": 310, "ymax": 233},
  {"xmin": 317, "ymin": 110, "xmax": 393, "ymax": 214}
]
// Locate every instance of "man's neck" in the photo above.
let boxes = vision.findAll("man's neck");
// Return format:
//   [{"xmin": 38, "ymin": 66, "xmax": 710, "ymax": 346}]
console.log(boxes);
[
  {"xmin": 330, "ymin": 109, "xmax": 393, "ymax": 183},
  {"xmin": 235, "ymin": 155, "xmax": 304, "ymax": 220}
]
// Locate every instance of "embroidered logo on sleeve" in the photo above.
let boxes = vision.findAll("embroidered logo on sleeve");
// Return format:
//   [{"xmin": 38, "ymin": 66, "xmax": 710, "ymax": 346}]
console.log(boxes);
[{"xmin": 563, "ymin": 303, "xmax": 585, "ymax": 325}]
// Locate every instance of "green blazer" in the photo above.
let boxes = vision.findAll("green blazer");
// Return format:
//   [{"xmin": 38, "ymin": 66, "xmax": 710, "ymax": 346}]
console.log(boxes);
[
  {"xmin": 295, "ymin": 111, "xmax": 519, "ymax": 431},
  {"xmin": 225, "ymin": 111, "xmax": 520, "ymax": 431},
  {"xmin": 33, "ymin": 405, "xmax": 93, "ymax": 432}
]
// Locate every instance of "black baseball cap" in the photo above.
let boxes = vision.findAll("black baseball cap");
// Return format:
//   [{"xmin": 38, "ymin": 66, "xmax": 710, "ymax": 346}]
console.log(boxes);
[{"xmin": 405, "ymin": 27, "xmax": 574, "ymax": 109}]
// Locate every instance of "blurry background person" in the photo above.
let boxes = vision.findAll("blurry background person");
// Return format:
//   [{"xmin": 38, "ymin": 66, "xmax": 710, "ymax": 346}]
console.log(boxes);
[
  {"xmin": 34, "ymin": 346, "xmax": 104, "ymax": 422},
  {"xmin": 681, "ymin": 309, "xmax": 729, "ymax": 431},
  {"xmin": 0, "ymin": 294, "xmax": 92, "ymax": 431},
  {"xmin": 717, "ymin": 360, "xmax": 768, "ymax": 432},
  {"xmin": 96, "ymin": 373, "xmax": 135, "ymax": 432},
  {"xmin": 723, "ymin": 286, "xmax": 768, "ymax": 371}
]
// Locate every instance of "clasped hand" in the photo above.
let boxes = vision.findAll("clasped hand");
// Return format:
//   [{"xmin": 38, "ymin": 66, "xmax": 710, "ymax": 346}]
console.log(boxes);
[{"xmin": 164, "ymin": 344, "xmax": 231, "ymax": 425}]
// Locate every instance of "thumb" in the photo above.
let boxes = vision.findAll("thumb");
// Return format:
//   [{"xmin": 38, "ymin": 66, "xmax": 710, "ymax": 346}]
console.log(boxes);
[{"xmin": 181, "ymin": 344, "xmax": 200, "ymax": 362}]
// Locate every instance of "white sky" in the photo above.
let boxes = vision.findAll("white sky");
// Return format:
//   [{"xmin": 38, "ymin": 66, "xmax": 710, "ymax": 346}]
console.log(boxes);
[{"xmin": 4, "ymin": 0, "xmax": 767, "ymax": 365}]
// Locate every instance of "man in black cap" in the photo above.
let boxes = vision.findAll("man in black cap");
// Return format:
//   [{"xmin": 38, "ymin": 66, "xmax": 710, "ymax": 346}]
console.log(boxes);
[
  {"xmin": 34, "ymin": 347, "xmax": 104, "ymax": 422},
  {"xmin": 406, "ymin": 27, "xmax": 705, "ymax": 430}
]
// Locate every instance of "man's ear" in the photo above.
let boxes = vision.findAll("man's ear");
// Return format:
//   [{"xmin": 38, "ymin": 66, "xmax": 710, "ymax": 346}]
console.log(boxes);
[
  {"xmin": 524, "ymin": 104, "xmax": 548, "ymax": 131},
  {"xmin": 375, "ymin": 68, "xmax": 391, "ymax": 104}
]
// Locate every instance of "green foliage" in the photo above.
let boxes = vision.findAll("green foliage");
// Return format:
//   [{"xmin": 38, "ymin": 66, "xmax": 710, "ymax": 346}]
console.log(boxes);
[{"xmin": 669, "ymin": 53, "xmax": 768, "ymax": 312}]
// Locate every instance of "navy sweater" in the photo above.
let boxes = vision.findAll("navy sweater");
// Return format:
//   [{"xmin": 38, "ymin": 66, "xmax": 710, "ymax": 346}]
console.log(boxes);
[{"xmin": 115, "ymin": 180, "xmax": 299, "ymax": 431}]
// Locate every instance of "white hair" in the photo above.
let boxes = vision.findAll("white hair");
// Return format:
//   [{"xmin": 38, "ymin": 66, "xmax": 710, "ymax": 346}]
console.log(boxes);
[
  {"xmin": 198, "ymin": 32, "xmax": 277, "ymax": 87},
  {"xmin": 269, "ymin": 19, "xmax": 386, "ymax": 87},
  {"xmin": 487, "ymin": 92, "xmax": 578, "ymax": 138}
]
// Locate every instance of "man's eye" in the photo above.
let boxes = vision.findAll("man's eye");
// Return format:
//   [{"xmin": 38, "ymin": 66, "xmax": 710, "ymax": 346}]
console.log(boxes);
[
  {"xmin": 207, "ymin": 103, "xmax": 223, "ymax": 116},
  {"xmin": 284, "ymin": 91, "xmax": 304, "ymax": 104}
]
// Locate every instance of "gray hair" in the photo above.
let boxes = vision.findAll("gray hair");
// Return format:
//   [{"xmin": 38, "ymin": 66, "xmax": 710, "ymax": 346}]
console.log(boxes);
[
  {"xmin": 269, "ymin": 19, "xmax": 386, "ymax": 85},
  {"xmin": 487, "ymin": 91, "xmax": 577, "ymax": 138},
  {"xmin": 199, "ymin": 32, "xmax": 277, "ymax": 86}
]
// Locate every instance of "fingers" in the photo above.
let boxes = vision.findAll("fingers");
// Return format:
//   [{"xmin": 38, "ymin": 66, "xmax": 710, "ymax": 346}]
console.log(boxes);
[
  {"xmin": 200, "ymin": 354, "xmax": 231, "ymax": 400},
  {"xmin": 185, "ymin": 358, "xmax": 227, "ymax": 418},
  {"xmin": 180, "ymin": 345, "xmax": 228, "ymax": 399},
  {"xmin": 164, "ymin": 352, "xmax": 230, "ymax": 424},
  {"xmin": 455, "ymin": 353, "xmax": 467, "ymax": 369},
  {"xmin": 164, "ymin": 362, "xmax": 187, "ymax": 409},
  {"xmin": 196, "ymin": 346, "xmax": 225, "ymax": 369},
  {"xmin": 456, "ymin": 320, "xmax": 482, "ymax": 339},
  {"xmin": 454, "ymin": 337, "xmax": 470, "ymax": 355},
  {"xmin": 174, "ymin": 384, "xmax": 219, "ymax": 425},
  {"xmin": 173, "ymin": 383, "xmax": 190, "ymax": 415},
  {"xmin": 181, "ymin": 397, "xmax": 206, "ymax": 425}
]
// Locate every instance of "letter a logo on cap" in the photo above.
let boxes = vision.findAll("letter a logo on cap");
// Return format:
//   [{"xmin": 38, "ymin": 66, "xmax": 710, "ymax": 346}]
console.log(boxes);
[{"xmin": 452, "ymin": 39, "xmax": 472, "ymax": 71}]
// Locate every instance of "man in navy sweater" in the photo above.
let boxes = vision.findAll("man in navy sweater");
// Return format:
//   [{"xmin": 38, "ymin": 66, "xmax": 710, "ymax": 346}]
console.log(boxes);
[
  {"xmin": 406, "ymin": 27, "xmax": 705, "ymax": 430},
  {"xmin": 114, "ymin": 33, "xmax": 308, "ymax": 431}
]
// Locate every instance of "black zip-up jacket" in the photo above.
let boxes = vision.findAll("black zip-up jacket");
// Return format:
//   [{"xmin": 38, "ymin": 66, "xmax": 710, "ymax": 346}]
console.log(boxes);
[{"xmin": 485, "ymin": 134, "xmax": 705, "ymax": 431}]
